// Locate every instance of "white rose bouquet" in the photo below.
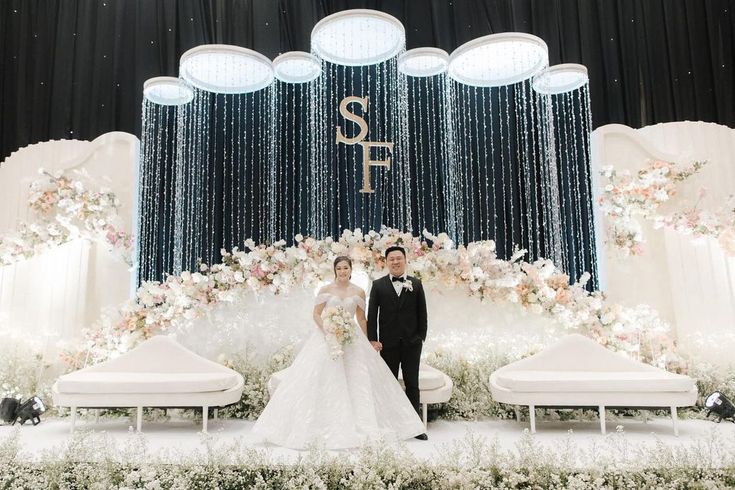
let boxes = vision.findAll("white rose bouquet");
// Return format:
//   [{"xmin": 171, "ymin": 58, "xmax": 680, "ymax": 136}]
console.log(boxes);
[{"xmin": 321, "ymin": 306, "xmax": 356, "ymax": 359}]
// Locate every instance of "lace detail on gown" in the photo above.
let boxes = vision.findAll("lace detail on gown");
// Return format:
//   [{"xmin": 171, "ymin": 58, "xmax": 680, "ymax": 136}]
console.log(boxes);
[{"xmin": 251, "ymin": 292, "xmax": 423, "ymax": 449}]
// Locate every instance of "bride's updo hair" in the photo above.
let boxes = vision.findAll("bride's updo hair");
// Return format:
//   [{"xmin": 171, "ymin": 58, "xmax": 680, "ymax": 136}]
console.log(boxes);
[{"xmin": 333, "ymin": 256, "xmax": 353, "ymax": 278}]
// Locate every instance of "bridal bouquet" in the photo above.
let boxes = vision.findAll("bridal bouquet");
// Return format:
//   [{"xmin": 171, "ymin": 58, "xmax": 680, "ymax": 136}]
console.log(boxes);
[{"xmin": 321, "ymin": 306, "xmax": 356, "ymax": 360}]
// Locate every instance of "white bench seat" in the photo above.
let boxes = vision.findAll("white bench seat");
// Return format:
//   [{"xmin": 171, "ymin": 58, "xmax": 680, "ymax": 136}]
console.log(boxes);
[
  {"xmin": 489, "ymin": 334, "xmax": 697, "ymax": 435},
  {"xmin": 53, "ymin": 336, "xmax": 244, "ymax": 433}
]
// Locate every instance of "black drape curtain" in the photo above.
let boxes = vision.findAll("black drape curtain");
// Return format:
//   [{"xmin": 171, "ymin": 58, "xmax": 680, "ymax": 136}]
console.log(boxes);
[{"xmin": 1, "ymin": 0, "xmax": 733, "ymax": 163}]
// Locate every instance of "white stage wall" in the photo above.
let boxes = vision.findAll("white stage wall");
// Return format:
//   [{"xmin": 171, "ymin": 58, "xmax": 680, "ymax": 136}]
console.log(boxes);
[
  {"xmin": 592, "ymin": 122, "xmax": 735, "ymax": 367},
  {"xmin": 0, "ymin": 132, "xmax": 138, "ymax": 342}
]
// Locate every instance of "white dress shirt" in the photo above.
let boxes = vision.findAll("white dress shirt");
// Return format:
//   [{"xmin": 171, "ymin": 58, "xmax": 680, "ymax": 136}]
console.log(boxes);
[{"xmin": 391, "ymin": 273, "xmax": 407, "ymax": 296}]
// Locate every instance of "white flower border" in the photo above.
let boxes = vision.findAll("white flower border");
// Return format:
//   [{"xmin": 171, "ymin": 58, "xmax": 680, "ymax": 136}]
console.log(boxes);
[{"xmin": 3, "ymin": 428, "xmax": 735, "ymax": 488}]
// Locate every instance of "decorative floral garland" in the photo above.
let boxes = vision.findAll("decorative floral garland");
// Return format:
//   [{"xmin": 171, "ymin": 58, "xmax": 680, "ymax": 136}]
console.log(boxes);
[
  {"xmin": 0, "ymin": 169, "xmax": 134, "ymax": 266},
  {"xmin": 599, "ymin": 159, "xmax": 735, "ymax": 256},
  {"xmin": 72, "ymin": 228, "xmax": 676, "ymax": 370}
]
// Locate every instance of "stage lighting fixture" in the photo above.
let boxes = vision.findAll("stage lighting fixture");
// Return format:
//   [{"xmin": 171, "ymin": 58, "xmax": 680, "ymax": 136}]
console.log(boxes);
[
  {"xmin": 14, "ymin": 396, "xmax": 46, "ymax": 426},
  {"xmin": 0, "ymin": 397, "xmax": 19, "ymax": 423},
  {"xmin": 705, "ymin": 391, "xmax": 735, "ymax": 423}
]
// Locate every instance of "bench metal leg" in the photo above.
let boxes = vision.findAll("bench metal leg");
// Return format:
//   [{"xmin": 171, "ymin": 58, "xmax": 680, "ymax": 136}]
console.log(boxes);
[
  {"xmin": 70, "ymin": 406, "xmax": 77, "ymax": 434},
  {"xmin": 202, "ymin": 406, "xmax": 208, "ymax": 433},
  {"xmin": 529, "ymin": 405, "xmax": 536, "ymax": 434},
  {"xmin": 136, "ymin": 407, "xmax": 143, "ymax": 432},
  {"xmin": 514, "ymin": 405, "xmax": 521, "ymax": 422},
  {"xmin": 94, "ymin": 409, "xmax": 100, "ymax": 425},
  {"xmin": 671, "ymin": 406, "xmax": 679, "ymax": 436},
  {"xmin": 213, "ymin": 408, "xmax": 218, "ymax": 420},
  {"xmin": 599, "ymin": 405, "xmax": 606, "ymax": 434},
  {"xmin": 422, "ymin": 404, "xmax": 428, "ymax": 429}
]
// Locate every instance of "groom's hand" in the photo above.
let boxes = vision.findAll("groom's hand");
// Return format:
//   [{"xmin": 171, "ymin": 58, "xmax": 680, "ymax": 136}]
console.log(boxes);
[{"xmin": 370, "ymin": 341, "xmax": 382, "ymax": 352}]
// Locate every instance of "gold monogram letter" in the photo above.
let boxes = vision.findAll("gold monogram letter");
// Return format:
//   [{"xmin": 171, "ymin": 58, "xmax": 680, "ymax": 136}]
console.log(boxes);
[
  {"xmin": 335, "ymin": 96, "xmax": 369, "ymax": 145},
  {"xmin": 358, "ymin": 141, "xmax": 394, "ymax": 194}
]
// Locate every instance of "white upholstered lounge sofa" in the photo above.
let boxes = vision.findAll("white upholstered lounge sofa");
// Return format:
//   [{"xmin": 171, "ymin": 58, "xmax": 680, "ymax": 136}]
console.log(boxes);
[
  {"xmin": 53, "ymin": 336, "xmax": 244, "ymax": 432},
  {"xmin": 490, "ymin": 334, "xmax": 697, "ymax": 435},
  {"xmin": 268, "ymin": 362, "xmax": 453, "ymax": 427}
]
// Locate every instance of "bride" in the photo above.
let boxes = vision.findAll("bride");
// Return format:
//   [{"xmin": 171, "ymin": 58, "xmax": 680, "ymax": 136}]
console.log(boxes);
[{"xmin": 251, "ymin": 256, "xmax": 426, "ymax": 449}]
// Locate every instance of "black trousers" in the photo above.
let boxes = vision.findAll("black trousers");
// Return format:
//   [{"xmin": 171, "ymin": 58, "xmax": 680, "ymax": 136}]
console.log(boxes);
[{"xmin": 380, "ymin": 340, "xmax": 422, "ymax": 413}]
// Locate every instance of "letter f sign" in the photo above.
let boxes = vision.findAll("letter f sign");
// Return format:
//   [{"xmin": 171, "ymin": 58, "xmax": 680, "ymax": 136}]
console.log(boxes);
[{"xmin": 335, "ymin": 96, "xmax": 393, "ymax": 194}]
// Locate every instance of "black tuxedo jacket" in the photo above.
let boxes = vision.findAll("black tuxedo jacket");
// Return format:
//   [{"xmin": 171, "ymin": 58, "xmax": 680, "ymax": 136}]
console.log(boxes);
[{"xmin": 367, "ymin": 274, "xmax": 427, "ymax": 348}]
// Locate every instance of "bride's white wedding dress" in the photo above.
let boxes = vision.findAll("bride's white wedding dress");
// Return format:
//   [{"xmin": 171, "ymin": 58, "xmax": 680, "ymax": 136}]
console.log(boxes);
[{"xmin": 251, "ymin": 292, "xmax": 425, "ymax": 449}]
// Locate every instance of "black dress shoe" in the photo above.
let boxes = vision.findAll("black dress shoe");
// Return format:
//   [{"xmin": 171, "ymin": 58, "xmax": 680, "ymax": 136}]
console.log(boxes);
[{"xmin": 414, "ymin": 433, "xmax": 428, "ymax": 440}]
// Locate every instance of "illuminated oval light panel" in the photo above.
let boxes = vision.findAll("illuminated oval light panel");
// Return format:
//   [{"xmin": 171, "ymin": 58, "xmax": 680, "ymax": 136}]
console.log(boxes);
[
  {"xmin": 143, "ymin": 77, "xmax": 194, "ymax": 105},
  {"xmin": 311, "ymin": 9, "xmax": 405, "ymax": 66},
  {"xmin": 448, "ymin": 32, "xmax": 549, "ymax": 87},
  {"xmin": 179, "ymin": 44, "xmax": 274, "ymax": 94},
  {"xmin": 398, "ymin": 47, "xmax": 449, "ymax": 77},
  {"xmin": 272, "ymin": 51, "xmax": 322, "ymax": 83},
  {"xmin": 532, "ymin": 63, "xmax": 589, "ymax": 94}
]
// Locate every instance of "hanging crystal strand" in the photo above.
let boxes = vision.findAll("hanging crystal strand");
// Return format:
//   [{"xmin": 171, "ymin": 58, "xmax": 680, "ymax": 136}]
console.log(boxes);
[
  {"xmin": 557, "ymin": 94, "xmax": 576, "ymax": 275},
  {"xmin": 196, "ymin": 90, "xmax": 206, "ymax": 266},
  {"xmin": 172, "ymin": 100, "xmax": 187, "ymax": 275},
  {"xmin": 581, "ymin": 84, "xmax": 599, "ymax": 288},
  {"xmin": 308, "ymin": 62, "xmax": 321, "ymax": 237},
  {"xmin": 478, "ymin": 85, "xmax": 488, "ymax": 241},
  {"xmin": 496, "ymin": 86, "xmax": 507, "ymax": 254},
  {"xmin": 454, "ymin": 82, "xmax": 468, "ymax": 241},
  {"xmin": 424, "ymin": 76, "xmax": 436, "ymax": 234},
  {"xmin": 467, "ymin": 85, "xmax": 480, "ymax": 241},
  {"xmin": 160, "ymin": 107, "xmax": 170, "ymax": 276},
  {"xmin": 267, "ymin": 82, "xmax": 278, "ymax": 243},
  {"xmin": 261, "ymin": 87, "xmax": 271, "ymax": 244},
  {"xmin": 520, "ymin": 81, "xmax": 534, "ymax": 257},
  {"xmin": 565, "ymin": 91, "xmax": 584, "ymax": 277},
  {"xmin": 224, "ymin": 93, "xmax": 233, "ymax": 250},
  {"xmin": 137, "ymin": 100, "xmax": 150, "ymax": 283},
  {"xmin": 397, "ymin": 55, "xmax": 412, "ymax": 233},
  {"xmin": 537, "ymin": 90, "xmax": 564, "ymax": 270},
  {"xmin": 440, "ymin": 77, "xmax": 451, "ymax": 240},
  {"xmin": 207, "ymin": 93, "xmax": 217, "ymax": 263},
  {"xmin": 234, "ymin": 94, "xmax": 242, "ymax": 248},
  {"xmin": 150, "ymin": 104, "xmax": 163, "ymax": 279},
  {"xmin": 294, "ymin": 82, "xmax": 301, "ymax": 242},
  {"xmin": 487, "ymin": 85, "xmax": 497, "ymax": 246},
  {"xmin": 526, "ymin": 80, "xmax": 543, "ymax": 261},
  {"xmin": 290, "ymin": 82, "xmax": 297, "ymax": 241},
  {"xmin": 516, "ymin": 81, "xmax": 533, "ymax": 257},
  {"xmin": 444, "ymin": 77, "xmax": 461, "ymax": 243}
]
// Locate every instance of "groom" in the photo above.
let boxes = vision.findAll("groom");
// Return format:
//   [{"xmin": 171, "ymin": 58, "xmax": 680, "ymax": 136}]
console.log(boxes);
[{"xmin": 368, "ymin": 245, "xmax": 428, "ymax": 440}]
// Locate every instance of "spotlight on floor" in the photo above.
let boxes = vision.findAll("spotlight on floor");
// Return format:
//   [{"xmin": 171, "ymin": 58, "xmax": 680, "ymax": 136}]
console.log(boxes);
[
  {"xmin": 705, "ymin": 391, "xmax": 735, "ymax": 423},
  {"xmin": 0, "ymin": 397, "xmax": 19, "ymax": 424},
  {"xmin": 2, "ymin": 396, "xmax": 47, "ymax": 426}
]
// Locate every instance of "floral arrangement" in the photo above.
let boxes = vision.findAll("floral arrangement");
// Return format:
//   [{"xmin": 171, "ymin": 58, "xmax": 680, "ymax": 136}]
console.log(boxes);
[
  {"xmin": 652, "ymin": 194, "xmax": 735, "ymax": 255},
  {"xmin": 599, "ymin": 159, "xmax": 735, "ymax": 256},
  {"xmin": 3, "ymin": 428, "xmax": 735, "ymax": 488},
  {"xmin": 0, "ymin": 169, "xmax": 134, "ymax": 266},
  {"xmin": 73, "ymin": 228, "xmax": 674, "ymax": 370},
  {"xmin": 599, "ymin": 159, "xmax": 705, "ymax": 255},
  {"xmin": 321, "ymin": 306, "xmax": 357, "ymax": 359}
]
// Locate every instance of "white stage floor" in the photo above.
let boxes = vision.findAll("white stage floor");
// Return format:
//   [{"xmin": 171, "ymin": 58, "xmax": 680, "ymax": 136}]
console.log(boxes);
[{"xmin": 2, "ymin": 416, "xmax": 733, "ymax": 466}]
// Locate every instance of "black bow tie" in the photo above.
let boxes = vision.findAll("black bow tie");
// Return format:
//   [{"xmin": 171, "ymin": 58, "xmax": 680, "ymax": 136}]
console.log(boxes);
[{"xmin": 391, "ymin": 276, "xmax": 405, "ymax": 282}]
